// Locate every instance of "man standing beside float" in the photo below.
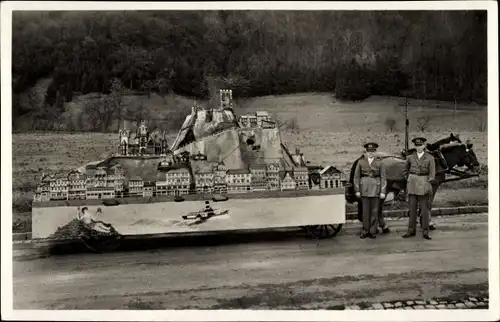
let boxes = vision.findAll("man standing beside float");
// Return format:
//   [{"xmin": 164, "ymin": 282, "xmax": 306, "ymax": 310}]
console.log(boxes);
[
  {"xmin": 402, "ymin": 137, "xmax": 436, "ymax": 240},
  {"xmin": 353, "ymin": 142, "xmax": 389, "ymax": 239}
]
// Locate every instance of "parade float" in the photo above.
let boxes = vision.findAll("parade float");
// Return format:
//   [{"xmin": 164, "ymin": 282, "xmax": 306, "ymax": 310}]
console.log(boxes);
[{"xmin": 32, "ymin": 89, "xmax": 347, "ymax": 252}]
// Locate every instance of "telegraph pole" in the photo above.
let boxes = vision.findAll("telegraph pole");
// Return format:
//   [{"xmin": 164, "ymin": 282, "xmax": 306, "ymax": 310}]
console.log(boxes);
[{"xmin": 405, "ymin": 97, "xmax": 409, "ymax": 153}]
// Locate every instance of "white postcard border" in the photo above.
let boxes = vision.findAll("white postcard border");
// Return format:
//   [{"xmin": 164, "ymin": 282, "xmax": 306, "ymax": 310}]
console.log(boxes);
[{"xmin": 1, "ymin": 1, "xmax": 498, "ymax": 321}]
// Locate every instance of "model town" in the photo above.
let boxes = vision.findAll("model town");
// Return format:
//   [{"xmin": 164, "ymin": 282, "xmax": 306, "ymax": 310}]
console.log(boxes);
[{"xmin": 33, "ymin": 89, "xmax": 346, "ymax": 203}]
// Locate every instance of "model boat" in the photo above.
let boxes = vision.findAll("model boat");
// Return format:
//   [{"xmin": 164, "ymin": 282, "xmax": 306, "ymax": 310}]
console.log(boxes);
[
  {"xmin": 212, "ymin": 194, "xmax": 229, "ymax": 202},
  {"xmin": 181, "ymin": 209, "xmax": 229, "ymax": 220}
]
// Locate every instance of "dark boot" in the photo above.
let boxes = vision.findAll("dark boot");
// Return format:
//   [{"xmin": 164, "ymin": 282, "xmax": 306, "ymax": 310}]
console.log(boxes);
[
  {"xmin": 360, "ymin": 232, "xmax": 370, "ymax": 239},
  {"xmin": 382, "ymin": 227, "xmax": 390, "ymax": 234},
  {"xmin": 429, "ymin": 224, "xmax": 436, "ymax": 231},
  {"xmin": 402, "ymin": 232, "xmax": 416, "ymax": 238},
  {"xmin": 423, "ymin": 233, "xmax": 432, "ymax": 240}
]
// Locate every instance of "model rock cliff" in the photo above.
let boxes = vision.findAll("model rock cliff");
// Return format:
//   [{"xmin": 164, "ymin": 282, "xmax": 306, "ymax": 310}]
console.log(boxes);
[{"xmin": 170, "ymin": 90, "xmax": 301, "ymax": 171}]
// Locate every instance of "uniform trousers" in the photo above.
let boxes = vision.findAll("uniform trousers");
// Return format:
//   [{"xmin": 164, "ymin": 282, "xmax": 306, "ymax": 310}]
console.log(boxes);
[
  {"xmin": 417, "ymin": 198, "xmax": 435, "ymax": 227},
  {"xmin": 408, "ymin": 194, "xmax": 430, "ymax": 234},
  {"xmin": 361, "ymin": 197, "xmax": 380, "ymax": 235}
]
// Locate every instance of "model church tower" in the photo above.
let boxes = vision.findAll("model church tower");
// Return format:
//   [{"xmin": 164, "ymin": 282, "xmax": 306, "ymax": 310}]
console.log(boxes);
[
  {"xmin": 119, "ymin": 121, "xmax": 131, "ymax": 156},
  {"xmin": 117, "ymin": 120, "xmax": 169, "ymax": 156}
]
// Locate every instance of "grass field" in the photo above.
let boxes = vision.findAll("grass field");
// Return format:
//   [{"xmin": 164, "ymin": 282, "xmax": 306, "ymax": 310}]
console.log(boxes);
[{"xmin": 11, "ymin": 93, "xmax": 489, "ymax": 227}]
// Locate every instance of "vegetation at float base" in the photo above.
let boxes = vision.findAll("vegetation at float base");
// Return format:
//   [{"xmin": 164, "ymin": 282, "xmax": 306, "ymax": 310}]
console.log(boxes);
[{"xmin": 12, "ymin": 11, "xmax": 487, "ymax": 132}]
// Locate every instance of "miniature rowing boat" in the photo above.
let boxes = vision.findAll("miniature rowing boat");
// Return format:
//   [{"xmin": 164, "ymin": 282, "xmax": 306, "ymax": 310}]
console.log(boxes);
[{"xmin": 181, "ymin": 209, "xmax": 229, "ymax": 220}]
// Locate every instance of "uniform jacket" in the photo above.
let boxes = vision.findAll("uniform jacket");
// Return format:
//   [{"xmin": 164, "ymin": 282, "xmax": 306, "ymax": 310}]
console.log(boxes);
[
  {"xmin": 353, "ymin": 156, "xmax": 387, "ymax": 197},
  {"xmin": 403, "ymin": 151, "xmax": 436, "ymax": 196}
]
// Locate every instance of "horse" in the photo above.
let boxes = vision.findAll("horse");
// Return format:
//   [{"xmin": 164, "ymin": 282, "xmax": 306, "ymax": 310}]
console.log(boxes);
[
  {"xmin": 426, "ymin": 133, "xmax": 462, "ymax": 151},
  {"xmin": 345, "ymin": 134, "xmax": 481, "ymax": 225}
]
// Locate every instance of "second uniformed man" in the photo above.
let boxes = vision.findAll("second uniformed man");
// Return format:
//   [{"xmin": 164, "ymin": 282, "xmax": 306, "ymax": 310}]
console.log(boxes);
[
  {"xmin": 354, "ymin": 142, "xmax": 388, "ymax": 239},
  {"xmin": 403, "ymin": 137, "xmax": 436, "ymax": 240}
]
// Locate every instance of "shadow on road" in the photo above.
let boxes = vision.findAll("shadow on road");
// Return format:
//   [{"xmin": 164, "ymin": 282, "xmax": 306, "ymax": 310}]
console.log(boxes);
[{"xmin": 38, "ymin": 227, "xmax": 321, "ymax": 258}]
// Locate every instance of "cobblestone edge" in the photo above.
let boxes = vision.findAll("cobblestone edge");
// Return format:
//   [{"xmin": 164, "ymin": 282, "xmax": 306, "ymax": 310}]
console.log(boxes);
[
  {"xmin": 343, "ymin": 296, "xmax": 489, "ymax": 310},
  {"xmin": 345, "ymin": 205, "xmax": 488, "ymax": 221}
]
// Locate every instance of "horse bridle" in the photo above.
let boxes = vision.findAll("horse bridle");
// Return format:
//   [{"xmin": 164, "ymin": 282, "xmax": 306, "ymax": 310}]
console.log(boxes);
[{"xmin": 449, "ymin": 142, "xmax": 481, "ymax": 177}]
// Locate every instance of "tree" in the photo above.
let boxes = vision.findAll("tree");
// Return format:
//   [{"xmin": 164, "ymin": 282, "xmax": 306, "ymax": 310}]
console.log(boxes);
[
  {"xmin": 11, "ymin": 11, "xmax": 488, "ymax": 132},
  {"xmin": 286, "ymin": 117, "xmax": 300, "ymax": 133},
  {"xmin": 385, "ymin": 117, "xmax": 397, "ymax": 132},
  {"xmin": 474, "ymin": 111, "xmax": 487, "ymax": 132},
  {"xmin": 109, "ymin": 78, "xmax": 126, "ymax": 131},
  {"xmin": 125, "ymin": 101, "xmax": 150, "ymax": 128},
  {"xmin": 84, "ymin": 78, "xmax": 125, "ymax": 132},
  {"xmin": 416, "ymin": 115, "xmax": 431, "ymax": 132}
]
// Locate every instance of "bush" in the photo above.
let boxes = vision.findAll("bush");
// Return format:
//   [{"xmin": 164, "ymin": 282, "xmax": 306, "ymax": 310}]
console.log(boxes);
[
  {"xmin": 12, "ymin": 190, "xmax": 33, "ymax": 213},
  {"xmin": 335, "ymin": 82, "xmax": 372, "ymax": 102},
  {"xmin": 474, "ymin": 113, "xmax": 487, "ymax": 132},
  {"xmin": 286, "ymin": 117, "xmax": 300, "ymax": 133},
  {"xmin": 416, "ymin": 115, "xmax": 431, "ymax": 132},
  {"xmin": 385, "ymin": 117, "xmax": 397, "ymax": 132}
]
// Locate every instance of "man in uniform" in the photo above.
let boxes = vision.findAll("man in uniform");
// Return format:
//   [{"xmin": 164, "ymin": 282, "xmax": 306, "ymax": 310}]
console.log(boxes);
[
  {"xmin": 403, "ymin": 137, "xmax": 435, "ymax": 240},
  {"xmin": 353, "ymin": 142, "xmax": 388, "ymax": 239}
]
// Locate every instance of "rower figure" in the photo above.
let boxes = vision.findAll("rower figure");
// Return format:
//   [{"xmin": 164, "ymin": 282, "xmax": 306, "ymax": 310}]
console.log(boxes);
[
  {"xmin": 77, "ymin": 206, "xmax": 112, "ymax": 234},
  {"xmin": 204, "ymin": 200, "xmax": 214, "ymax": 215}
]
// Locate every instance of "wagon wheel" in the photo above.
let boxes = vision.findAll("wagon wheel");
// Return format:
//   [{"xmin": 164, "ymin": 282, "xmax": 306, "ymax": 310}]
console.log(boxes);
[{"xmin": 306, "ymin": 224, "xmax": 343, "ymax": 239}]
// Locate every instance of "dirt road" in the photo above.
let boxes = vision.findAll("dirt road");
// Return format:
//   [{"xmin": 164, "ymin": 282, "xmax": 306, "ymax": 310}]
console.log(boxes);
[{"xmin": 13, "ymin": 214, "xmax": 488, "ymax": 309}]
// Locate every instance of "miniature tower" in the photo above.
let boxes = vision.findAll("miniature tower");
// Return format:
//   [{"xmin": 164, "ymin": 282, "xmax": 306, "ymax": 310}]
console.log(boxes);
[
  {"xmin": 139, "ymin": 120, "xmax": 148, "ymax": 136},
  {"xmin": 119, "ymin": 121, "xmax": 130, "ymax": 155},
  {"xmin": 220, "ymin": 89, "xmax": 233, "ymax": 109},
  {"xmin": 161, "ymin": 131, "xmax": 169, "ymax": 155},
  {"xmin": 138, "ymin": 120, "xmax": 148, "ymax": 152}
]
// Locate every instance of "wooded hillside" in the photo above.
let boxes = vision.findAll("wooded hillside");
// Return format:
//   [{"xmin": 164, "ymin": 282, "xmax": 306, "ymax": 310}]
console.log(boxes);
[{"xmin": 12, "ymin": 11, "xmax": 487, "ymax": 132}]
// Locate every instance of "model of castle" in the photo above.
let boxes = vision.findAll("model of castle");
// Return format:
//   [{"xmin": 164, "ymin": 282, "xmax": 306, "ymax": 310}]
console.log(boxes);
[
  {"xmin": 118, "ymin": 120, "xmax": 169, "ymax": 156},
  {"xmin": 171, "ymin": 89, "xmax": 241, "ymax": 150},
  {"xmin": 33, "ymin": 88, "xmax": 346, "ymax": 202}
]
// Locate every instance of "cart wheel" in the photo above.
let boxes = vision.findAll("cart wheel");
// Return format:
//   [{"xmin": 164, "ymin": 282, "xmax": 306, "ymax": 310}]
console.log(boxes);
[{"xmin": 306, "ymin": 224, "xmax": 343, "ymax": 239}]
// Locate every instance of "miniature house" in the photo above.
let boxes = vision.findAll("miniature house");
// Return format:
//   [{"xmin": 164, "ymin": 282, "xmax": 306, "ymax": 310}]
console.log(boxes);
[
  {"xmin": 280, "ymin": 171, "xmax": 297, "ymax": 191},
  {"xmin": 319, "ymin": 165, "xmax": 345, "ymax": 189}
]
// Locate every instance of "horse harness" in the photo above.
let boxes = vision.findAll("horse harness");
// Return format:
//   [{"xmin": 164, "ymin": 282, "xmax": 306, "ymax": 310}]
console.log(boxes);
[
  {"xmin": 401, "ymin": 149, "xmax": 449, "ymax": 173},
  {"xmin": 427, "ymin": 149, "xmax": 449, "ymax": 171}
]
